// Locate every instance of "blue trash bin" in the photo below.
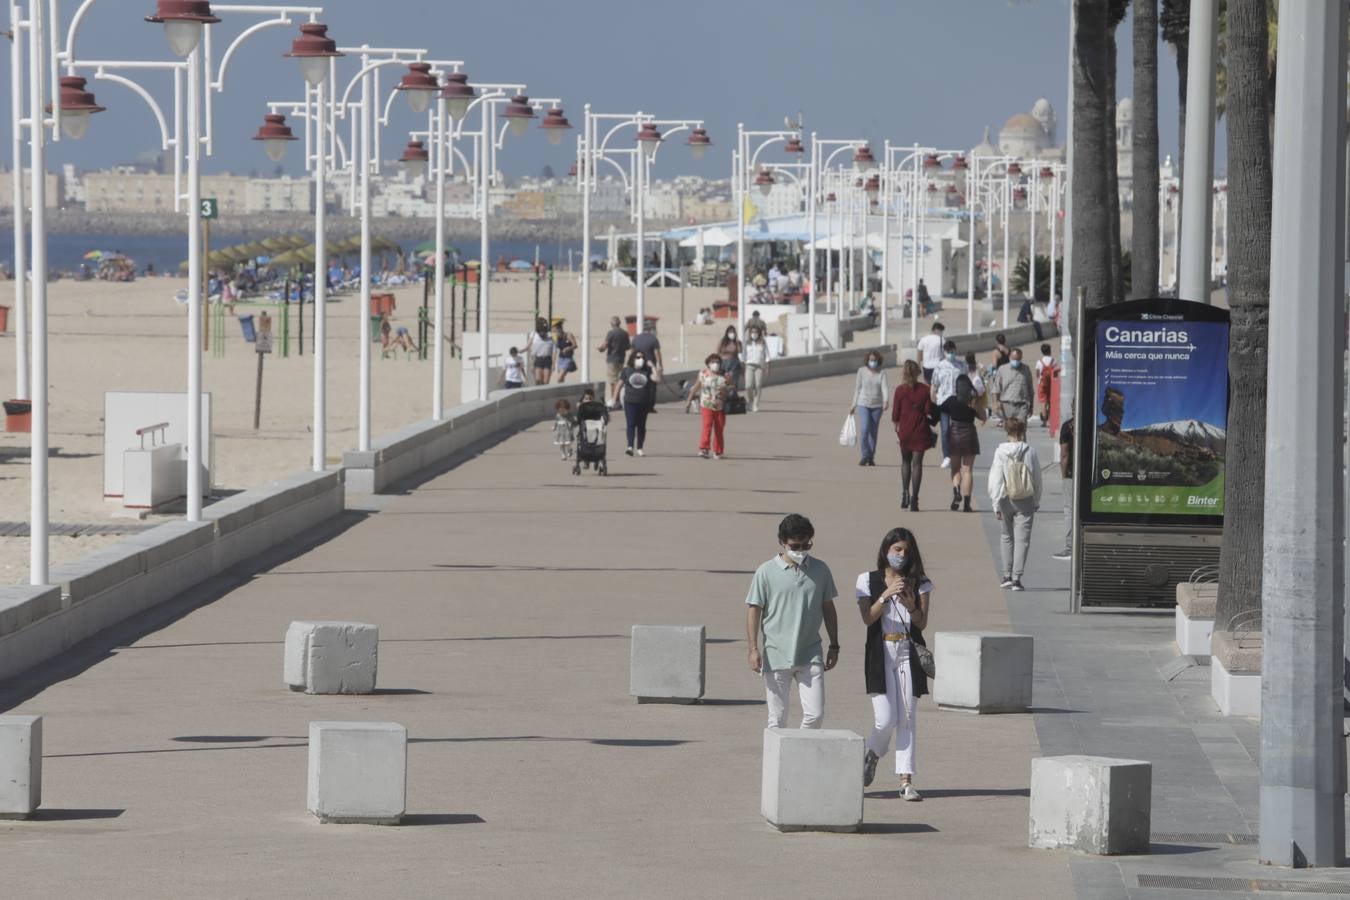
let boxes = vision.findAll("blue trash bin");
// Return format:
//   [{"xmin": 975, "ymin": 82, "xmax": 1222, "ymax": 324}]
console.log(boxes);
[{"xmin": 239, "ymin": 314, "xmax": 257, "ymax": 342}]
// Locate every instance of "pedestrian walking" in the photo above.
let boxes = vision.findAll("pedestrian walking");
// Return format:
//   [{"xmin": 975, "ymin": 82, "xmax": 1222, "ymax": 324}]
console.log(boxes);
[
  {"xmin": 554, "ymin": 321, "xmax": 578, "ymax": 383},
  {"xmin": 990, "ymin": 333, "xmax": 1011, "ymax": 371},
  {"xmin": 850, "ymin": 350, "xmax": 889, "ymax": 467},
  {"xmin": 613, "ymin": 349, "xmax": 658, "ymax": 457},
  {"xmin": 1052, "ymin": 412, "xmax": 1074, "ymax": 561},
  {"xmin": 1034, "ymin": 343, "xmax": 1057, "ymax": 426},
  {"xmin": 718, "ymin": 325, "xmax": 743, "ymax": 392},
  {"xmin": 499, "ymin": 346, "xmax": 527, "ymax": 390},
  {"xmin": 916, "ymin": 321, "xmax": 945, "ymax": 383},
  {"xmin": 528, "ymin": 319, "xmax": 555, "ymax": 386},
  {"xmin": 858, "ymin": 526, "xmax": 932, "ymax": 800},
  {"xmin": 745, "ymin": 514, "xmax": 841, "ymax": 729},
  {"xmin": 599, "ymin": 316, "xmax": 631, "ymax": 405},
  {"xmin": 930, "ymin": 340, "xmax": 967, "ymax": 469},
  {"xmin": 686, "ymin": 353, "xmax": 729, "ymax": 459},
  {"xmin": 632, "ymin": 319, "xmax": 663, "ymax": 372},
  {"xmin": 890, "ymin": 360, "xmax": 935, "ymax": 511},
  {"xmin": 938, "ymin": 374, "xmax": 984, "ymax": 512},
  {"xmin": 743, "ymin": 325, "xmax": 770, "ymax": 412},
  {"xmin": 988, "ymin": 417, "xmax": 1043, "ymax": 590},
  {"xmin": 992, "ymin": 347, "xmax": 1034, "ymax": 425}
]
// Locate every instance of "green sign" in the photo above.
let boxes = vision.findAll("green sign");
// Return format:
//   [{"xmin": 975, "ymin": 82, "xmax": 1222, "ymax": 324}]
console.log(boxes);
[{"xmin": 201, "ymin": 198, "xmax": 219, "ymax": 220}]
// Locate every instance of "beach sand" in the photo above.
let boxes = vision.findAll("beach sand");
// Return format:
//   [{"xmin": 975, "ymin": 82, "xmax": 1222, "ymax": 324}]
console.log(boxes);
[{"xmin": 0, "ymin": 271, "xmax": 768, "ymax": 584}]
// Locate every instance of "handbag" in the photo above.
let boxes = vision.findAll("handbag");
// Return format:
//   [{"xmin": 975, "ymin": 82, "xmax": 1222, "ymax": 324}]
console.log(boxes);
[{"xmin": 911, "ymin": 642, "xmax": 936, "ymax": 679}]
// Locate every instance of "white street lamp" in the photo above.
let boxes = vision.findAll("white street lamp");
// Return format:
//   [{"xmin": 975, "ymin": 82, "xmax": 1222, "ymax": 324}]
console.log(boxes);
[
  {"xmin": 145, "ymin": 0, "xmax": 219, "ymax": 58},
  {"xmin": 399, "ymin": 138, "xmax": 429, "ymax": 179},
  {"xmin": 252, "ymin": 112, "xmax": 297, "ymax": 161},
  {"xmin": 502, "ymin": 93, "xmax": 535, "ymax": 137},
  {"xmin": 397, "ymin": 61, "xmax": 438, "ymax": 114}
]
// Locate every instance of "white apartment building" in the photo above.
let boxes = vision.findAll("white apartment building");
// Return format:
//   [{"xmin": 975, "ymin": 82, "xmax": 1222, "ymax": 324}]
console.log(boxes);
[
  {"xmin": 0, "ymin": 167, "xmax": 62, "ymax": 210},
  {"xmin": 84, "ymin": 170, "xmax": 312, "ymax": 215}
]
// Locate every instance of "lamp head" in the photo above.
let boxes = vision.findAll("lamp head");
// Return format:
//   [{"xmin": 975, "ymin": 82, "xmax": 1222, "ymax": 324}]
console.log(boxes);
[
  {"xmin": 145, "ymin": 0, "xmax": 219, "ymax": 58},
  {"xmin": 783, "ymin": 136, "xmax": 805, "ymax": 155},
  {"xmin": 540, "ymin": 107, "xmax": 573, "ymax": 146},
  {"xmin": 440, "ymin": 72, "xmax": 476, "ymax": 120},
  {"xmin": 636, "ymin": 121, "xmax": 663, "ymax": 161},
  {"xmin": 754, "ymin": 168, "xmax": 775, "ymax": 198},
  {"xmin": 252, "ymin": 113, "xmax": 298, "ymax": 162},
  {"xmin": 400, "ymin": 139, "xmax": 430, "ymax": 179},
  {"xmin": 285, "ymin": 23, "xmax": 343, "ymax": 87},
  {"xmin": 687, "ymin": 127, "xmax": 712, "ymax": 161},
  {"xmin": 852, "ymin": 144, "xmax": 877, "ymax": 170},
  {"xmin": 49, "ymin": 76, "xmax": 106, "ymax": 141},
  {"xmin": 502, "ymin": 94, "xmax": 536, "ymax": 137},
  {"xmin": 398, "ymin": 63, "xmax": 439, "ymax": 114}
]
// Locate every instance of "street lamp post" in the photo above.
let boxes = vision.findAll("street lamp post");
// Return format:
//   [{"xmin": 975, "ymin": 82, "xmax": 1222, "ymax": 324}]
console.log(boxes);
[
  {"xmin": 968, "ymin": 155, "xmax": 1019, "ymax": 330},
  {"xmin": 808, "ymin": 135, "xmax": 868, "ymax": 354},
  {"xmin": 735, "ymin": 123, "xmax": 801, "ymax": 338}
]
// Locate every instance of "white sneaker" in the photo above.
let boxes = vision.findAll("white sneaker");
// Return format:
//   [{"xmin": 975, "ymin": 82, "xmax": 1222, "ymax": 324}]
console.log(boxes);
[
  {"xmin": 900, "ymin": 783, "xmax": 922, "ymax": 802},
  {"xmin": 1000, "ymin": 576, "xmax": 1015, "ymax": 588},
  {"xmin": 713, "ymin": 453, "xmax": 723, "ymax": 460},
  {"xmin": 940, "ymin": 457, "xmax": 951, "ymax": 469},
  {"xmin": 636, "ymin": 449, "xmax": 645, "ymax": 457}
]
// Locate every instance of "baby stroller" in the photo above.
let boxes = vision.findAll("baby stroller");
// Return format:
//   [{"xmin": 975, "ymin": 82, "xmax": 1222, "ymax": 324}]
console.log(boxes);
[{"xmin": 573, "ymin": 399, "xmax": 610, "ymax": 476}]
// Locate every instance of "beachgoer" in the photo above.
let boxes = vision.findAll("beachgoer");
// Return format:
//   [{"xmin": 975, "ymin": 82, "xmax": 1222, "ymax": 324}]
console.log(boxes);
[
  {"xmin": 528, "ymin": 319, "xmax": 555, "ymax": 385},
  {"xmin": 858, "ymin": 526, "xmax": 932, "ymax": 800},
  {"xmin": 851, "ymin": 350, "xmax": 890, "ymax": 467},
  {"xmin": 1053, "ymin": 413, "xmax": 1074, "ymax": 561},
  {"xmin": 916, "ymin": 321, "xmax": 945, "ymax": 383},
  {"xmin": 743, "ymin": 326, "xmax": 770, "ymax": 412},
  {"xmin": 930, "ymin": 340, "xmax": 968, "ymax": 469},
  {"xmin": 613, "ymin": 349, "xmax": 657, "ymax": 456},
  {"xmin": 939, "ymin": 373, "xmax": 984, "ymax": 512},
  {"xmin": 891, "ymin": 359, "xmax": 935, "ymax": 512},
  {"xmin": 1034, "ymin": 343, "xmax": 1057, "ymax": 426},
  {"xmin": 553, "ymin": 322, "xmax": 578, "ymax": 383},
  {"xmin": 992, "ymin": 348, "xmax": 1034, "ymax": 425},
  {"xmin": 686, "ymin": 353, "xmax": 729, "ymax": 459},
  {"xmin": 988, "ymin": 417, "xmax": 1043, "ymax": 590},
  {"xmin": 500, "ymin": 347, "xmax": 526, "ymax": 390},
  {"xmin": 599, "ymin": 316, "xmax": 631, "ymax": 406},
  {"xmin": 745, "ymin": 514, "xmax": 840, "ymax": 729}
]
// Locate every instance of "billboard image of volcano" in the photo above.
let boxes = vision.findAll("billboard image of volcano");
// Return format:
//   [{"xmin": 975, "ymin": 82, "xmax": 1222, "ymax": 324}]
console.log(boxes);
[{"xmin": 1090, "ymin": 319, "xmax": 1229, "ymax": 518}]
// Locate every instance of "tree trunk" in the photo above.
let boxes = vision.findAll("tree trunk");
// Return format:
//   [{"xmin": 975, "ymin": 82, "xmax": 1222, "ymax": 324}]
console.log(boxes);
[
  {"xmin": 1132, "ymin": 0, "xmax": 1162, "ymax": 296},
  {"xmin": 1215, "ymin": 0, "xmax": 1272, "ymax": 629},
  {"xmin": 1106, "ymin": 26, "xmax": 1124, "ymax": 303},
  {"xmin": 1073, "ymin": 0, "xmax": 1115, "ymax": 308}
]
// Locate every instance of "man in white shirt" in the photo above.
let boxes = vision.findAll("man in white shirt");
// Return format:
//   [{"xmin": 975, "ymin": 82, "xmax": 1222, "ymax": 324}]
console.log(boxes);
[
  {"xmin": 916, "ymin": 322, "xmax": 946, "ymax": 383},
  {"xmin": 929, "ymin": 339, "xmax": 968, "ymax": 468}
]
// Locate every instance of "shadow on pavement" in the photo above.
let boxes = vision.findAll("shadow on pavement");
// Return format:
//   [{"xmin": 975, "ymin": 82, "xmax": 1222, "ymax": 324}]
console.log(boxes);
[
  {"xmin": 24, "ymin": 808, "xmax": 126, "ymax": 821},
  {"xmin": 902, "ymin": 787, "xmax": 1031, "ymax": 799},
  {"xmin": 50, "ymin": 734, "xmax": 694, "ymax": 759},
  {"xmin": 858, "ymin": 822, "xmax": 940, "ymax": 835},
  {"xmin": 402, "ymin": 813, "xmax": 486, "ymax": 826}
]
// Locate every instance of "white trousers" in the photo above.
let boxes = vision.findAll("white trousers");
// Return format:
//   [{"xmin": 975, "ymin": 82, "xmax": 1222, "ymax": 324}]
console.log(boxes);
[
  {"xmin": 745, "ymin": 364, "xmax": 765, "ymax": 410},
  {"xmin": 763, "ymin": 663, "xmax": 824, "ymax": 728},
  {"xmin": 866, "ymin": 655, "xmax": 917, "ymax": 777}
]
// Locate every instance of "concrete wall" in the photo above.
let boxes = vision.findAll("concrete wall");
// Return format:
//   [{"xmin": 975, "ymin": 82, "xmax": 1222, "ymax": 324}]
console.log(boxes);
[{"xmin": 0, "ymin": 470, "xmax": 344, "ymax": 682}]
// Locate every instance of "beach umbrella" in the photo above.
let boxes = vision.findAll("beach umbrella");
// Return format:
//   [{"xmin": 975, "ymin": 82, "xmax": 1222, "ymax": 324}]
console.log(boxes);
[
  {"xmin": 508, "ymin": 259, "xmax": 532, "ymax": 271},
  {"xmin": 83, "ymin": 249, "xmax": 105, "ymax": 260}
]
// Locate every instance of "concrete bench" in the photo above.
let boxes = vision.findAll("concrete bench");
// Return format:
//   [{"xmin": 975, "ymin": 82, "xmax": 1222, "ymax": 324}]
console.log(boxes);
[
  {"xmin": 1029, "ymin": 755, "xmax": 1151, "ymax": 854},
  {"xmin": 761, "ymin": 728, "xmax": 863, "ymax": 832},
  {"xmin": 0, "ymin": 715, "xmax": 42, "ymax": 819},
  {"xmin": 1211, "ymin": 630, "xmax": 1261, "ymax": 718},
  {"xmin": 1174, "ymin": 582, "xmax": 1218, "ymax": 656},
  {"xmin": 284, "ymin": 621, "xmax": 379, "ymax": 695},
  {"xmin": 629, "ymin": 625, "xmax": 705, "ymax": 703},
  {"xmin": 933, "ymin": 632, "xmax": 1034, "ymax": 714},
  {"xmin": 307, "ymin": 721, "xmax": 406, "ymax": 825}
]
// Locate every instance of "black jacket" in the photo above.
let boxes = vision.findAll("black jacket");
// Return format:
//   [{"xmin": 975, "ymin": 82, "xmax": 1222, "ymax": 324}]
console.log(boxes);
[{"xmin": 863, "ymin": 569, "xmax": 929, "ymax": 698}]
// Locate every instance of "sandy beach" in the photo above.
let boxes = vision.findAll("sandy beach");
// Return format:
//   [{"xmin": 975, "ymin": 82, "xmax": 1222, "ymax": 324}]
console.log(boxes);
[{"xmin": 0, "ymin": 271, "xmax": 756, "ymax": 584}]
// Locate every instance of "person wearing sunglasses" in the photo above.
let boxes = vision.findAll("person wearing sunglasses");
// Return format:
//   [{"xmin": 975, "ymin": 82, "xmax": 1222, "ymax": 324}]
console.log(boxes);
[{"xmin": 745, "ymin": 514, "xmax": 840, "ymax": 728}]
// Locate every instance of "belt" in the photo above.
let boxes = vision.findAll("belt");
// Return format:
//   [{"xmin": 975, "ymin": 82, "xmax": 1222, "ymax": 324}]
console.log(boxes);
[{"xmin": 883, "ymin": 632, "xmax": 909, "ymax": 642}]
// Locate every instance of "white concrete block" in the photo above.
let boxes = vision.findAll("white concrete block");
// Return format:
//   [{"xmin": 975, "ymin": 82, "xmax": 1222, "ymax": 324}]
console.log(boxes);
[
  {"xmin": 1029, "ymin": 755, "xmax": 1151, "ymax": 854},
  {"xmin": 284, "ymin": 621, "xmax": 378, "ymax": 694},
  {"xmin": 1175, "ymin": 606, "xmax": 1214, "ymax": 656},
  {"xmin": 1211, "ymin": 657, "xmax": 1261, "ymax": 718},
  {"xmin": 933, "ymin": 631, "xmax": 1034, "ymax": 713},
  {"xmin": 629, "ymin": 625, "xmax": 705, "ymax": 703},
  {"xmin": 307, "ymin": 721, "xmax": 406, "ymax": 824},
  {"xmin": 0, "ymin": 715, "xmax": 42, "ymax": 819},
  {"xmin": 760, "ymin": 728, "xmax": 863, "ymax": 832}
]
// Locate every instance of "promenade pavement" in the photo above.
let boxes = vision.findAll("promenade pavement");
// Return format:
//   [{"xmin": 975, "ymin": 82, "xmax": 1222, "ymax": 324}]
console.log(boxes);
[{"xmin": 3, "ymin": 337, "xmax": 1345, "ymax": 898}]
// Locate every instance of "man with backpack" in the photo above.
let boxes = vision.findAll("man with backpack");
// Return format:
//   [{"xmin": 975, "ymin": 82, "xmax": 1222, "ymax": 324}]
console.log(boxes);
[{"xmin": 987, "ymin": 418, "xmax": 1042, "ymax": 591}]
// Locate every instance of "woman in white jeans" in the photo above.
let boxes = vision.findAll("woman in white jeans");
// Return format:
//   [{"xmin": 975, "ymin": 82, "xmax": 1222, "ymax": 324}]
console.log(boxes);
[
  {"xmin": 987, "ymin": 417, "xmax": 1043, "ymax": 591},
  {"xmin": 742, "ymin": 326, "xmax": 770, "ymax": 412},
  {"xmin": 857, "ymin": 526, "xmax": 932, "ymax": 801}
]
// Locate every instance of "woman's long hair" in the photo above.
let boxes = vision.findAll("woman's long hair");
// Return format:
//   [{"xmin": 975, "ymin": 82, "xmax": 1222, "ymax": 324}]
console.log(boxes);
[
  {"xmin": 874, "ymin": 526, "xmax": 927, "ymax": 582},
  {"xmin": 954, "ymin": 373, "xmax": 976, "ymax": 405},
  {"xmin": 901, "ymin": 359, "xmax": 920, "ymax": 387}
]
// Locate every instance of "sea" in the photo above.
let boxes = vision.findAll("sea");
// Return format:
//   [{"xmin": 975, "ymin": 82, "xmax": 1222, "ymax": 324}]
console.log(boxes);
[{"xmin": 0, "ymin": 231, "xmax": 584, "ymax": 276}]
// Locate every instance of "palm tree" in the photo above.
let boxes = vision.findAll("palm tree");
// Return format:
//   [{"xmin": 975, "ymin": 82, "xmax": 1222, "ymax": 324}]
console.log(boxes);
[
  {"xmin": 1160, "ymin": 0, "xmax": 1190, "ymax": 177},
  {"xmin": 1073, "ymin": 0, "xmax": 1115, "ymax": 308},
  {"xmin": 1132, "ymin": 0, "xmax": 1161, "ymax": 296},
  {"xmin": 1106, "ymin": 0, "xmax": 1130, "ymax": 304},
  {"xmin": 1214, "ymin": 0, "xmax": 1271, "ymax": 634}
]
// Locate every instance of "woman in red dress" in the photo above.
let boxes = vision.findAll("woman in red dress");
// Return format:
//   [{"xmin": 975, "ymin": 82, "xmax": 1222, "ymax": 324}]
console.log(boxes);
[{"xmin": 891, "ymin": 359, "xmax": 936, "ymax": 511}]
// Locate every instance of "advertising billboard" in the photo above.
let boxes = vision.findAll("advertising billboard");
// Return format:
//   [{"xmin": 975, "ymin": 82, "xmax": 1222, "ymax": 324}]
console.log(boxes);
[{"xmin": 1079, "ymin": 299, "xmax": 1230, "ymax": 528}]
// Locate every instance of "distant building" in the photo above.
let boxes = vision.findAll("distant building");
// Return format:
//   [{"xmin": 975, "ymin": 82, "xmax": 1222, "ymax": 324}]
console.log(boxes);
[
  {"xmin": 973, "ymin": 99, "xmax": 1065, "ymax": 162},
  {"xmin": 84, "ymin": 170, "xmax": 312, "ymax": 215},
  {"xmin": 1116, "ymin": 97, "xmax": 1134, "ymax": 209},
  {"xmin": 0, "ymin": 167, "xmax": 62, "ymax": 210}
]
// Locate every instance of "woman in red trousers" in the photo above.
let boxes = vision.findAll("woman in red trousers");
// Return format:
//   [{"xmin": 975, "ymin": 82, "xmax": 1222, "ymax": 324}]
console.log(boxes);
[
  {"xmin": 891, "ymin": 359, "xmax": 936, "ymax": 511},
  {"xmin": 686, "ymin": 353, "xmax": 729, "ymax": 459}
]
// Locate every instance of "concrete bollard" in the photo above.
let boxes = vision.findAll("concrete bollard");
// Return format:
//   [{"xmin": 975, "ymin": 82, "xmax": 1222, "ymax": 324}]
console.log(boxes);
[
  {"xmin": 629, "ymin": 625, "xmax": 705, "ymax": 703},
  {"xmin": 284, "ymin": 621, "xmax": 379, "ymax": 694},
  {"xmin": 1029, "ymin": 755, "xmax": 1151, "ymax": 854},
  {"xmin": 933, "ymin": 632, "xmax": 1034, "ymax": 713},
  {"xmin": 307, "ymin": 721, "xmax": 406, "ymax": 825},
  {"xmin": 0, "ymin": 715, "xmax": 42, "ymax": 819},
  {"xmin": 761, "ymin": 728, "xmax": 863, "ymax": 832},
  {"xmin": 1174, "ymin": 582, "xmax": 1217, "ymax": 656}
]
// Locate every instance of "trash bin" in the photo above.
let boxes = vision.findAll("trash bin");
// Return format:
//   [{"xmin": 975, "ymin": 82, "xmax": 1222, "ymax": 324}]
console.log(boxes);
[
  {"xmin": 624, "ymin": 314, "xmax": 659, "ymax": 337},
  {"xmin": 370, "ymin": 293, "xmax": 395, "ymax": 316},
  {"xmin": 370, "ymin": 314, "xmax": 383, "ymax": 343},
  {"xmin": 4, "ymin": 399, "xmax": 31, "ymax": 433},
  {"xmin": 0, "ymin": 305, "xmax": 9, "ymax": 333},
  {"xmin": 239, "ymin": 314, "xmax": 257, "ymax": 343}
]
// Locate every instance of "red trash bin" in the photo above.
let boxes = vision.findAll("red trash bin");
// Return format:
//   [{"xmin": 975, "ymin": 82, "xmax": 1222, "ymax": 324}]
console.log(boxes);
[
  {"xmin": 624, "ymin": 314, "xmax": 659, "ymax": 337},
  {"xmin": 4, "ymin": 399, "xmax": 31, "ymax": 433},
  {"xmin": 0, "ymin": 305, "xmax": 9, "ymax": 333}
]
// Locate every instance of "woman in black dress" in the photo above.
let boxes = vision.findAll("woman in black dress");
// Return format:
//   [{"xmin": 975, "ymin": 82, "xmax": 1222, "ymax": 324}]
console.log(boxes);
[{"xmin": 938, "ymin": 374, "xmax": 985, "ymax": 512}]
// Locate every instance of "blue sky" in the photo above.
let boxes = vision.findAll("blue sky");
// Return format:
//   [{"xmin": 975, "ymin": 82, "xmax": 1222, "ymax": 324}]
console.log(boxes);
[{"xmin": 4, "ymin": 0, "xmax": 1210, "ymax": 181}]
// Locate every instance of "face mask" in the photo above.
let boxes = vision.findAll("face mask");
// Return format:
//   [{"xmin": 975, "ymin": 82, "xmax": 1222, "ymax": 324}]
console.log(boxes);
[
  {"xmin": 783, "ymin": 547, "xmax": 808, "ymax": 565},
  {"xmin": 887, "ymin": 552, "xmax": 906, "ymax": 570},
  {"xmin": 709, "ymin": 361, "xmax": 721, "ymax": 372},
  {"xmin": 947, "ymin": 352, "xmax": 958, "ymax": 363},
  {"xmin": 1010, "ymin": 359, "xmax": 1021, "ymax": 369},
  {"xmin": 634, "ymin": 356, "xmax": 645, "ymax": 366},
  {"xmin": 868, "ymin": 360, "xmax": 880, "ymax": 370}
]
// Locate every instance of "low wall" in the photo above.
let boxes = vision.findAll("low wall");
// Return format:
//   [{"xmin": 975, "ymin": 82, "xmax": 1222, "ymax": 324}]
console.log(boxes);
[
  {"xmin": 345, "ymin": 344, "xmax": 898, "ymax": 497},
  {"xmin": 0, "ymin": 469, "xmax": 344, "ymax": 683},
  {"xmin": 896, "ymin": 321, "xmax": 1061, "ymax": 362}
]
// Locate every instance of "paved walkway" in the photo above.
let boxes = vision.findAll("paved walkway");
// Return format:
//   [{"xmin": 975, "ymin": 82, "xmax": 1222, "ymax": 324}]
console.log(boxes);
[{"xmin": 3, "ymin": 346, "xmax": 1347, "ymax": 898}]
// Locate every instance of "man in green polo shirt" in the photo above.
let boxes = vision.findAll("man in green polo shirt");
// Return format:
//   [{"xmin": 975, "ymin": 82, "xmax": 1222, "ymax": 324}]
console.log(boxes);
[{"xmin": 745, "ymin": 513, "xmax": 840, "ymax": 728}]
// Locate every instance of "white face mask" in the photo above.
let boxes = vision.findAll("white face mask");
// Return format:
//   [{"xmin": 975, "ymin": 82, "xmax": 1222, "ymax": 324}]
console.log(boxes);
[
  {"xmin": 783, "ymin": 547, "xmax": 808, "ymax": 565},
  {"xmin": 709, "ymin": 361, "xmax": 721, "ymax": 372}
]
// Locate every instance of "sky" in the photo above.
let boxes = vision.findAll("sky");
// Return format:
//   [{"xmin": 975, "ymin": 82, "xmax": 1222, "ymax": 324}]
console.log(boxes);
[{"xmin": 3, "ymin": 0, "xmax": 1214, "ymax": 184}]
